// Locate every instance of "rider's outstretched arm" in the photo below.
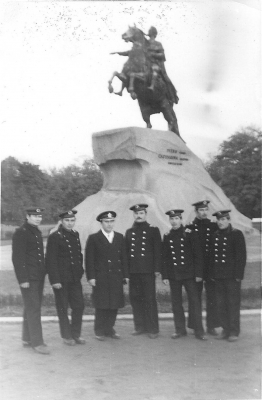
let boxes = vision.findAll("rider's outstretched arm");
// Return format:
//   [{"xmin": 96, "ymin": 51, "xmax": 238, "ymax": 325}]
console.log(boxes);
[{"xmin": 110, "ymin": 51, "xmax": 130, "ymax": 57}]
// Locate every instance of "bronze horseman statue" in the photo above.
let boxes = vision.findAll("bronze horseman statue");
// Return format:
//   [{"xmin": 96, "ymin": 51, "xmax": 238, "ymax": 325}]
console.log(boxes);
[{"xmin": 108, "ymin": 26, "xmax": 181, "ymax": 138}]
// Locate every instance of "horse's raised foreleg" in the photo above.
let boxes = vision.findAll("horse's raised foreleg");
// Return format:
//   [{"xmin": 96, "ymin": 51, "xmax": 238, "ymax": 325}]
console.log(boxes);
[{"xmin": 108, "ymin": 72, "xmax": 127, "ymax": 94}]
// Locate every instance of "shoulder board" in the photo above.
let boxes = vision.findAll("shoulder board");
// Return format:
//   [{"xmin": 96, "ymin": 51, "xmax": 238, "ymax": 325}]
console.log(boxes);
[
  {"xmin": 149, "ymin": 224, "xmax": 155, "ymax": 227},
  {"xmin": 185, "ymin": 228, "xmax": 192, "ymax": 233},
  {"xmin": 164, "ymin": 231, "xmax": 169, "ymax": 236}
]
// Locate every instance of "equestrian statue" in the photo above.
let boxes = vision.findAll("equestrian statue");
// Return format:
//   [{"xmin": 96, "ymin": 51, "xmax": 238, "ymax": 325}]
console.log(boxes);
[{"xmin": 108, "ymin": 26, "xmax": 181, "ymax": 138}]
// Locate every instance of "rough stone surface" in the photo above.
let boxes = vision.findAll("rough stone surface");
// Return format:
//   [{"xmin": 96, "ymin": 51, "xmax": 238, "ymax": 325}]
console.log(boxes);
[{"xmin": 74, "ymin": 127, "xmax": 254, "ymax": 246}]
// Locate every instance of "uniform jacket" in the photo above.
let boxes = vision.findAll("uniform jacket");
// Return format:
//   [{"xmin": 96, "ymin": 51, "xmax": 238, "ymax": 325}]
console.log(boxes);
[
  {"xmin": 161, "ymin": 225, "xmax": 203, "ymax": 281},
  {"xmin": 125, "ymin": 221, "xmax": 162, "ymax": 274},
  {"xmin": 46, "ymin": 226, "xmax": 84, "ymax": 284},
  {"xmin": 85, "ymin": 230, "xmax": 128, "ymax": 309},
  {"xmin": 186, "ymin": 217, "xmax": 217, "ymax": 278},
  {"xmin": 12, "ymin": 222, "xmax": 46, "ymax": 284},
  {"xmin": 209, "ymin": 224, "xmax": 246, "ymax": 280}
]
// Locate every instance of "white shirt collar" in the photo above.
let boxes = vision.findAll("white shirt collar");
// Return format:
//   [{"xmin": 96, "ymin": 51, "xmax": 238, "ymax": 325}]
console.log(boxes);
[{"xmin": 101, "ymin": 229, "xmax": 114, "ymax": 243}]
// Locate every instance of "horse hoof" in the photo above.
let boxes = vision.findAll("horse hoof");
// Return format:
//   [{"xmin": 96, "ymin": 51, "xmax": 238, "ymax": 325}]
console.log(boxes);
[
  {"xmin": 108, "ymin": 83, "xmax": 114, "ymax": 93},
  {"xmin": 130, "ymin": 92, "xmax": 137, "ymax": 100}
]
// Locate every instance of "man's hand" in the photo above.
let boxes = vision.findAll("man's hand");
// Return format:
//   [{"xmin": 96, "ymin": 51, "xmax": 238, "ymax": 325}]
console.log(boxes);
[
  {"xmin": 162, "ymin": 279, "xmax": 169, "ymax": 285},
  {"xmin": 195, "ymin": 277, "xmax": 202, "ymax": 282},
  {"xmin": 52, "ymin": 283, "xmax": 62, "ymax": 289},
  {"xmin": 20, "ymin": 282, "xmax": 29, "ymax": 288},
  {"xmin": 110, "ymin": 52, "xmax": 118, "ymax": 55},
  {"xmin": 89, "ymin": 279, "xmax": 96, "ymax": 287}
]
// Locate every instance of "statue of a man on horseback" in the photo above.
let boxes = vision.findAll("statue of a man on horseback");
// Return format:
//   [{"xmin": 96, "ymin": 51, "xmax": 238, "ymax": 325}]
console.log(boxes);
[{"xmin": 108, "ymin": 26, "xmax": 181, "ymax": 138}]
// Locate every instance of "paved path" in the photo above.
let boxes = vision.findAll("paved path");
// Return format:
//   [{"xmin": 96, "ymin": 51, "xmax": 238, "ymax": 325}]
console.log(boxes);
[{"xmin": 0, "ymin": 315, "xmax": 260, "ymax": 400}]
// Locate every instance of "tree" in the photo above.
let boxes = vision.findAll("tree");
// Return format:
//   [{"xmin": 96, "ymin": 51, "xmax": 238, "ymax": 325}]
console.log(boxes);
[
  {"xmin": 1, "ymin": 157, "xmax": 51, "ymax": 223},
  {"xmin": 47, "ymin": 159, "xmax": 103, "ymax": 220},
  {"xmin": 205, "ymin": 126, "xmax": 261, "ymax": 219}
]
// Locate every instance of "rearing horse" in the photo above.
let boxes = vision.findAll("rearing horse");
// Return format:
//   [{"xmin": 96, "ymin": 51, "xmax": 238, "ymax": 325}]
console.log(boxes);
[{"xmin": 108, "ymin": 26, "xmax": 180, "ymax": 138}]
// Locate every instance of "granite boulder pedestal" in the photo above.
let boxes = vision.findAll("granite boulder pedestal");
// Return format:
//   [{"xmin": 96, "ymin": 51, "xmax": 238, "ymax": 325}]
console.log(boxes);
[{"xmin": 74, "ymin": 127, "xmax": 253, "ymax": 245}]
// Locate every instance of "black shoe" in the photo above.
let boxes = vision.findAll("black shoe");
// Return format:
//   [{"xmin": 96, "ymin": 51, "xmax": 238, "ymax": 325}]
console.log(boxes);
[
  {"xmin": 228, "ymin": 335, "xmax": 239, "ymax": 342},
  {"xmin": 131, "ymin": 330, "xmax": 146, "ymax": 336},
  {"xmin": 215, "ymin": 331, "xmax": 229, "ymax": 340},
  {"xmin": 73, "ymin": 337, "xmax": 86, "ymax": 344},
  {"xmin": 195, "ymin": 334, "xmax": 208, "ymax": 341},
  {"xmin": 33, "ymin": 345, "xmax": 50, "ymax": 355},
  {"xmin": 95, "ymin": 335, "xmax": 105, "ymax": 341},
  {"xmin": 148, "ymin": 333, "xmax": 158, "ymax": 339},
  {"xmin": 22, "ymin": 341, "xmax": 31, "ymax": 348},
  {"xmin": 207, "ymin": 328, "xmax": 218, "ymax": 336},
  {"xmin": 111, "ymin": 333, "xmax": 121, "ymax": 339},
  {"xmin": 63, "ymin": 338, "xmax": 76, "ymax": 346},
  {"xmin": 171, "ymin": 332, "xmax": 187, "ymax": 339}
]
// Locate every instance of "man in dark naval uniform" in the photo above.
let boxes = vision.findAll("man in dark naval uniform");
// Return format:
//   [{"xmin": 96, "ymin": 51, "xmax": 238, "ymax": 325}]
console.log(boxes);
[
  {"xmin": 46, "ymin": 210, "xmax": 85, "ymax": 346},
  {"xmin": 186, "ymin": 200, "xmax": 220, "ymax": 335},
  {"xmin": 12, "ymin": 207, "xmax": 49, "ymax": 355},
  {"xmin": 210, "ymin": 210, "xmax": 247, "ymax": 342},
  {"xmin": 85, "ymin": 211, "xmax": 128, "ymax": 341},
  {"xmin": 125, "ymin": 204, "xmax": 161, "ymax": 339},
  {"xmin": 162, "ymin": 209, "xmax": 207, "ymax": 340}
]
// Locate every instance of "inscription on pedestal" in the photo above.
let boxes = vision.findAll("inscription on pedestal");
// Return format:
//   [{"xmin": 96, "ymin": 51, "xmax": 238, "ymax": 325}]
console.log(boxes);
[{"xmin": 158, "ymin": 148, "xmax": 189, "ymax": 166}]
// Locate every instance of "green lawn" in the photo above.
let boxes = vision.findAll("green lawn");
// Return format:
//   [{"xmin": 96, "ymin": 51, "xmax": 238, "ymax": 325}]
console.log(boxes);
[{"xmin": 0, "ymin": 261, "xmax": 260, "ymax": 316}]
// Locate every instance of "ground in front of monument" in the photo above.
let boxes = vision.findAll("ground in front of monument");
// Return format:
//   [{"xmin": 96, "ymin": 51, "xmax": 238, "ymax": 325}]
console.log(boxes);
[{"xmin": 0, "ymin": 315, "xmax": 260, "ymax": 400}]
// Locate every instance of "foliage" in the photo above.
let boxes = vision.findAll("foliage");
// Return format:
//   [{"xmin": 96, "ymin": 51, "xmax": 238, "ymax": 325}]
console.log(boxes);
[
  {"xmin": 1, "ymin": 157, "xmax": 103, "ymax": 223},
  {"xmin": 205, "ymin": 126, "xmax": 261, "ymax": 218}
]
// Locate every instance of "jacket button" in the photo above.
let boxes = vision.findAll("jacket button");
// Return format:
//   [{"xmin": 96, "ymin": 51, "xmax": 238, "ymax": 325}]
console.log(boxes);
[
  {"xmin": 222, "ymin": 260, "xmax": 225, "ymax": 263},
  {"xmin": 215, "ymin": 260, "xmax": 218, "ymax": 262},
  {"xmin": 181, "ymin": 250, "xmax": 184, "ymax": 253},
  {"xmin": 143, "ymin": 231, "xmax": 146, "ymax": 234},
  {"xmin": 181, "ymin": 244, "xmax": 184, "ymax": 247},
  {"xmin": 131, "ymin": 255, "xmax": 134, "ymax": 257},
  {"xmin": 108, "ymin": 260, "xmax": 111, "ymax": 263},
  {"xmin": 142, "ymin": 237, "xmax": 146, "ymax": 239},
  {"xmin": 174, "ymin": 263, "xmax": 177, "ymax": 265},
  {"xmin": 141, "ymin": 254, "xmax": 145, "ymax": 256},
  {"xmin": 181, "ymin": 256, "xmax": 184, "ymax": 259},
  {"xmin": 132, "ymin": 233, "xmax": 135, "ymax": 236},
  {"xmin": 181, "ymin": 262, "xmax": 184, "ymax": 265},
  {"xmin": 131, "ymin": 249, "xmax": 134, "ymax": 252}
]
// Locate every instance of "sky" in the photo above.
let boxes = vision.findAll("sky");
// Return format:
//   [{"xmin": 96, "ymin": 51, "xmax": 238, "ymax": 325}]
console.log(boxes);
[{"xmin": 1, "ymin": 0, "xmax": 261, "ymax": 171}]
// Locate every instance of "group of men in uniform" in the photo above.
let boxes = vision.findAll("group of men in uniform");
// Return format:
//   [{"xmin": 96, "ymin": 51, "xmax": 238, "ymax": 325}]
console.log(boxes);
[{"xmin": 12, "ymin": 200, "xmax": 247, "ymax": 355}]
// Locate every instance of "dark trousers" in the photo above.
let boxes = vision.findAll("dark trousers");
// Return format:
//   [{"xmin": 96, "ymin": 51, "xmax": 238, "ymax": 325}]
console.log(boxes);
[
  {"xmin": 215, "ymin": 279, "xmax": 241, "ymax": 337},
  {"xmin": 53, "ymin": 281, "xmax": 84, "ymax": 340},
  {"xmin": 20, "ymin": 280, "xmax": 45, "ymax": 348},
  {"xmin": 188, "ymin": 279, "xmax": 220, "ymax": 330},
  {"xmin": 129, "ymin": 273, "xmax": 159, "ymax": 334},
  {"xmin": 169, "ymin": 279, "xmax": 204, "ymax": 336},
  {"xmin": 94, "ymin": 309, "xmax": 118, "ymax": 336}
]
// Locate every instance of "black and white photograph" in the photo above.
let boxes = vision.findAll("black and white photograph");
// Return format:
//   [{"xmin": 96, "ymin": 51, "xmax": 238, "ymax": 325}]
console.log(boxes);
[{"xmin": 1, "ymin": 1, "xmax": 261, "ymax": 399}]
